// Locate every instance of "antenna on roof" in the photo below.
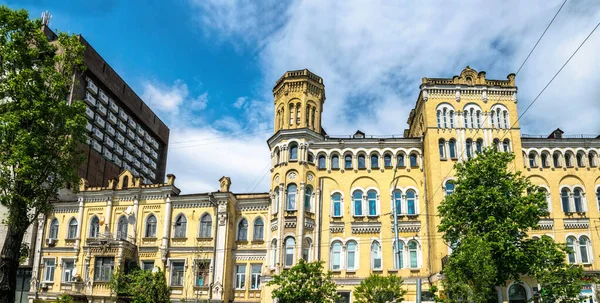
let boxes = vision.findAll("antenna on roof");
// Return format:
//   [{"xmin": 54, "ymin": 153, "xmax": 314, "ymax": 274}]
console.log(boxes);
[{"xmin": 41, "ymin": 11, "xmax": 52, "ymax": 26}]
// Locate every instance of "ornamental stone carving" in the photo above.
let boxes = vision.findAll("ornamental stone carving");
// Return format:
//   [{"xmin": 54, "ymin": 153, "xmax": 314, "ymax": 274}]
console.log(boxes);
[{"xmin": 288, "ymin": 172, "xmax": 296, "ymax": 180}]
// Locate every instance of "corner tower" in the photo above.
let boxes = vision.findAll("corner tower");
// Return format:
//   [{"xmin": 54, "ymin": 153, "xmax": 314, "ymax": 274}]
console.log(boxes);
[{"xmin": 272, "ymin": 69, "xmax": 325, "ymax": 133}]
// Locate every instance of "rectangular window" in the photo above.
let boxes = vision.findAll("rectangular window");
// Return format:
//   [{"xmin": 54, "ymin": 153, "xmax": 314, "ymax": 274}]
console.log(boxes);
[
  {"xmin": 171, "ymin": 261, "xmax": 185, "ymax": 286},
  {"xmin": 62, "ymin": 260, "xmax": 75, "ymax": 282},
  {"xmin": 250, "ymin": 264, "xmax": 261, "ymax": 289},
  {"xmin": 347, "ymin": 251, "xmax": 355, "ymax": 270},
  {"xmin": 142, "ymin": 261, "xmax": 154, "ymax": 271},
  {"xmin": 44, "ymin": 259, "xmax": 55, "ymax": 282},
  {"xmin": 195, "ymin": 260, "xmax": 210, "ymax": 287},
  {"xmin": 354, "ymin": 199, "xmax": 362, "ymax": 216},
  {"xmin": 332, "ymin": 250, "xmax": 341, "ymax": 270},
  {"xmin": 93, "ymin": 257, "xmax": 114, "ymax": 282},
  {"xmin": 333, "ymin": 201, "xmax": 341, "ymax": 217},
  {"xmin": 369, "ymin": 200, "xmax": 376, "ymax": 216},
  {"xmin": 235, "ymin": 264, "xmax": 246, "ymax": 289}
]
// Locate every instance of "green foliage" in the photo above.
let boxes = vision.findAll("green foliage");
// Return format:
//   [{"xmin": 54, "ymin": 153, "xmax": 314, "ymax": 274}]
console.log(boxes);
[
  {"xmin": 353, "ymin": 274, "xmax": 407, "ymax": 303},
  {"xmin": 109, "ymin": 268, "xmax": 171, "ymax": 303},
  {"xmin": 55, "ymin": 294, "xmax": 75, "ymax": 303},
  {"xmin": 267, "ymin": 259, "xmax": 340, "ymax": 303},
  {"xmin": 0, "ymin": 5, "xmax": 87, "ymax": 231},
  {"xmin": 438, "ymin": 148, "xmax": 585, "ymax": 302},
  {"xmin": 18, "ymin": 243, "xmax": 29, "ymax": 264}
]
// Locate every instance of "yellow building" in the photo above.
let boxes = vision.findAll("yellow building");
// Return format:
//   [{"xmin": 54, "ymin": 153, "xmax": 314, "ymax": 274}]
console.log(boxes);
[{"xmin": 32, "ymin": 67, "xmax": 600, "ymax": 303}]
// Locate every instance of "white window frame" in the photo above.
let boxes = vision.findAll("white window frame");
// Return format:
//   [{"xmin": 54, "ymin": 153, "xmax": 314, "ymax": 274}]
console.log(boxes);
[
  {"xmin": 371, "ymin": 240, "xmax": 382, "ymax": 270},
  {"xmin": 169, "ymin": 259, "xmax": 186, "ymax": 287},
  {"xmin": 250, "ymin": 264, "xmax": 262, "ymax": 290},
  {"xmin": 331, "ymin": 191, "xmax": 344, "ymax": 218},
  {"xmin": 346, "ymin": 240, "xmax": 358, "ymax": 271},
  {"xmin": 234, "ymin": 264, "xmax": 247, "ymax": 290},
  {"xmin": 43, "ymin": 258, "xmax": 56, "ymax": 282},
  {"xmin": 61, "ymin": 258, "xmax": 76, "ymax": 283},
  {"xmin": 330, "ymin": 241, "xmax": 343, "ymax": 271}
]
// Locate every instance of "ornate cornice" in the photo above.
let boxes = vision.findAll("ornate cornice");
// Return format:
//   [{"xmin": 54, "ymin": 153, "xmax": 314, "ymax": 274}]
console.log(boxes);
[
  {"xmin": 391, "ymin": 221, "xmax": 421, "ymax": 233},
  {"xmin": 564, "ymin": 218, "xmax": 589, "ymax": 229},
  {"xmin": 351, "ymin": 221, "xmax": 382, "ymax": 234}
]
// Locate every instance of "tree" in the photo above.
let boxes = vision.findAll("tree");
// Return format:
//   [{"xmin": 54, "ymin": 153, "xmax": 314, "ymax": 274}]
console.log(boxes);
[
  {"xmin": 353, "ymin": 274, "xmax": 407, "ymax": 303},
  {"xmin": 56, "ymin": 294, "xmax": 75, "ymax": 303},
  {"xmin": 109, "ymin": 268, "xmax": 171, "ymax": 303},
  {"xmin": 0, "ymin": 6, "xmax": 87, "ymax": 302},
  {"xmin": 438, "ymin": 148, "xmax": 585, "ymax": 302},
  {"xmin": 267, "ymin": 259, "xmax": 340, "ymax": 303}
]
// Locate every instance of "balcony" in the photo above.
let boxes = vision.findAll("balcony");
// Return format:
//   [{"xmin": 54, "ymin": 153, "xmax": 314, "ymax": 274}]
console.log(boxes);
[
  {"xmin": 86, "ymin": 78, "xmax": 98, "ymax": 94},
  {"xmin": 92, "ymin": 140, "xmax": 102, "ymax": 153},
  {"xmin": 85, "ymin": 122, "xmax": 93, "ymax": 132},
  {"xmin": 107, "ymin": 112, "xmax": 117, "ymax": 125},
  {"xmin": 141, "ymin": 165, "xmax": 149, "ymax": 174},
  {"xmin": 126, "ymin": 129, "xmax": 135, "ymax": 140},
  {"xmin": 131, "ymin": 168, "xmax": 138, "ymax": 176},
  {"xmin": 85, "ymin": 106, "xmax": 95, "ymax": 119},
  {"xmin": 151, "ymin": 139, "xmax": 159, "ymax": 150},
  {"xmin": 119, "ymin": 110, "xmax": 128, "ymax": 121},
  {"xmin": 150, "ymin": 150, "xmax": 158, "ymax": 159},
  {"xmin": 98, "ymin": 90, "xmax": 109, "ymax": 104},
  {"xmin": 94, "ymin": 116, "xmax": 105, "ymax": 128},
  {"xmin": 102, "ymin": 149, "xmax": 112, "ymax": 161},
  {"xmin": 84, "ymin": 92, "xmax": 96, "ymax": 106},
  {"xmin": 142, "ymin": 154, "xmax": 150, "ymax": 164},
  {"xmin": 128, "ymin": 119, "xmax": 136, "ymax": 129},
  {"xmin": 144, "ymin": 132, "xmax": 152, "ymax": 142},
  {"xmin": 123, "ymin": 163, "xmax": 131, "ymax": 171},
  {"xmin": 108, "ymin": 99, "xmax": 119, "ymax": 113},
  {"xmin": 143, "ymin": 143, "xmax": 152, "ymax": 153},
  {"xmin": 113, "ymin": 158, "xmax": 122, "ymax": 167},
  {"xmin": 135, "ymin": 137, "xmax": 144, "ymax": 147},
  {"xmin": 114, "ymin": 145, "xmax": 123, "ymax": 155},
  {"xmin": 125, "ymin": 140, "xmax": 134, "ymax": 151},
  {"xmin": 104, "ymin": 137, "xmax": 114, "ymax": 149},
  {"xmin": 149, "ymin": 171, "xmax": 156, "ymax": 179},
  {"xmin": 133, "ymin": 148, "xmax": 142, "ymax": 158},
  {"xmin": 105, "ymin": 124, "xmax": 115, "ymax": 137},
  {"xmin": 149, "ymin": 160, "xmax": 156, "ymax": 169},
  {"xmin": 115, "ymin": 132, "xmax": 125, "ymax": 144},
  {"xmin": 124, "ymin": 152, "xmax": 133, "ymax": 162},
  {"xmin": 117, "ymin": 121, "xmax": 127, "ymax": 132},
  {"xmin": 92, "ymin": 127, "xmax": 104, "ymax": 141},
  {"xmin": 85, "ymin": 232, "xmax": 137, "ymax": 258},
  {"xmin": 136, "ymin": 125, "xmax": 145, "ymax": 136},
  {"xmin": 133, "ymin": 159, "xmax": 140, "ymax": 168}
]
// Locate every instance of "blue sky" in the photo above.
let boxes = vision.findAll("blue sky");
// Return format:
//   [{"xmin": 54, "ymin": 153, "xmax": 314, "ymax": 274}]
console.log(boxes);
[{"xmin": 5, "ymin": 0, "xmax": 600, "ymax": 193}]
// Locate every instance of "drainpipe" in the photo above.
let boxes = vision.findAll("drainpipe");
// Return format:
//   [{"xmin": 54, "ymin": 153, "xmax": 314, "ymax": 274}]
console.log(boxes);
[
  {"xmin": 421, "ymin": 135, "xmax": 433, "ymax": 281},
  {"xmin": 209, "ymin": 193, "xmax": 217, "ymax": 300},
  {"xmin": 317, "ymin": 178, "xmax": 324, "ymax": 260}
]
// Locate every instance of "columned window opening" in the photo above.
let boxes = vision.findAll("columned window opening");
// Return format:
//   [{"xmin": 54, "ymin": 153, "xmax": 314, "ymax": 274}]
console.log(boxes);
[
  {"xmin": 463, "ymin": 111, "xmax": 469, "ymax": 128},
  {"xmin": 410, "ymin": 153, "xmax": 418, "ymax": 167},
  {"xmin": 331, "ymin": 241, "xmax": 342, "ymax": 270},
  {"xmin": 345, "ymin": 154, "xmax": 353, "ymax": 169},
  {"xmin": 408, "ymin": 240, "xmax": 418, "ymax": 268},
  {"xmin": 358, "ymin": 154, "xmax": 366, "ymax": 169},
  {"xmin": 476, "ymin": 139, "xmax": 483, "ymax": 153},
  {"xmin": 561, "ymin": 189, "xmax": 571, "ymax": 212},
  {"xmin": 384, "ymin": 153, "xmax": 392, "ymax": 167},
  {"xmin": 284, "ymin": 237, "xmax": 295, "ymax": 267},
  {"xmin": 574, "ymin": 188, "xmax": 585, "ymax": 212},
  {"xmin": 541, "ymin": 152, "xmax": 549, "ymax": 168},
  {"xmin": 68, "ymin": 218, "xmax": 78, "ymax": 239},
  {"xmin": 303, "ymin": 238, "xmax": 313, "ymax": 261},
  {"xmin": 287, "ymin": 184, "xmax": 297, "ymax": 210},
  {"xmin": 371, "ymin": 154, "xmax": 379, "ymax": 169},
  {"xmin": 449, "ymin": 110, "xmax": 455, "ymax": 127},
  {"xmin": 270, "ymin": 239, "xmax": 278, "ymax": 266},
  {"xmin": 318, "ymin": 155, "xmax": 326, "ymax": 169},
  {"xmin": 90, "ymin": 216, "xmax": 100, "ymax": 238},
  {"xmin": 577, "ymin": 153, "xmax": 585, "ymax": 167},
  {"xmin": 491, "ymin": 111, "xmax": 496, "ymax": 128},
  {"xmin": 305, "ymin": 186, "xmax": 313, "ymax": 212},
  {"xmin": 332, "ymin": 154, "xmax": 340, "ymax": 169},
  {"xmin": 289, "ymin": 143, "xmax": 298, "ymax": 161},
  {"xmin": 367, "ymin": 190, "xmax": 378, "ymax": 216},
  {"xmin": 503, "ymin": 139, "xmax": 510, "ymax": 152},
  {"xmin": 406, "ymin": 190, "xmax": 416, "ymax": 215},
  {"xmin": 476, "ymin": 111, "xmax": 481, "ymax": 128},
  {"xmin": 353, "ymin": 190, "xmax": 363, "ymax": 216},
  {"xmin": 466, "ymin": 139, "xmax": 473, "ymax": 159},
  {"xmin": 449, "ymin": 140, "xmax": 457, "ymax": 159},
  {"xmin": 439, "ymin": 139, "xmax": 446, "ymax": 159},
  {"xmin": 346, "ymin": 241, "xmax": 357, "ymax": 270},
  {"xmin": 397, "ymin": 154, "xmax": 405, "ymax": 167},
  {"xmin": 553, "ymin": 153, "xmax": 561, "ymax": 167},
  {"xmin": 393, "ymin": 190, "xmax": 402, "ymax": 215},
  {"xmin": 528, "ymin": 153, "xmax": 537, "ymax": 168},
  {"xmin": 117, "ymin": 216, "xmax": 128, "ymax": 239},
  {"xmin": 437, "ymin": 110, "xmax": 441, "ymax": 128},
  {"xmin": 567, "ymin": 236, "xmax": 577, "ymax": 264},
  {"xmin": 579, "ymin": 236, "xmax": 591, "ymax": 264},
  {"xmin": 393, "ymin": 240, "xmax": 403, "ymax": 269}
]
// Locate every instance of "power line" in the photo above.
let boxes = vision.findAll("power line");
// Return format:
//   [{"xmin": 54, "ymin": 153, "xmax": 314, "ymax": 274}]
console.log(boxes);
[{"xmin": 515, "ymin": 0, "xmax": 568, "ymax": 76}]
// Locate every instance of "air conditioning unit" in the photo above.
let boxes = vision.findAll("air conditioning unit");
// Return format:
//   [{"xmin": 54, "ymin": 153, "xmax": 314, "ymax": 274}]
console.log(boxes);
[{"xmin": 45, "ymin": 238, "xmax": 57, "ymax": 246}]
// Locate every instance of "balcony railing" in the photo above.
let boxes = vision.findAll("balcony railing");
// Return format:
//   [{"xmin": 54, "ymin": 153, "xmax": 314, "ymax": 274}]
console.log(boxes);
[{"xmin": 87, "ymin": 232, "xmax": 136, "ymax": 245}]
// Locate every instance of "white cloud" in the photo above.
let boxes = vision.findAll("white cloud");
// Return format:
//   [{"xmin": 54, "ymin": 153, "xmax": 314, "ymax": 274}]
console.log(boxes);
[
  {"xmin": 193, "ymin": 0, "xmax": 600, "ymax": 136},
  {"xmin": 141, "ymin": 80, "xmax": 208, "ymax": 123},
  {"xmin": 233, "ymin": 96, "xmax": 247, "ymax": 109}
]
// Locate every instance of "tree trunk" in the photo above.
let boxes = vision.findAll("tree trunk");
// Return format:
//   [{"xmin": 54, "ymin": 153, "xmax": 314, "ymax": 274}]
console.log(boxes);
[{"xmin": 0, "ymin": 224, "xmax": 26, "ymax": 303}]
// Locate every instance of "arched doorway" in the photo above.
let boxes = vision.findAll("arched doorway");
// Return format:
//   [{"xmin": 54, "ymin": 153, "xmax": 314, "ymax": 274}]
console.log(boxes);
[{"xmin": 508, "ymin": 284, "xmax": 527, "ymax": 303}]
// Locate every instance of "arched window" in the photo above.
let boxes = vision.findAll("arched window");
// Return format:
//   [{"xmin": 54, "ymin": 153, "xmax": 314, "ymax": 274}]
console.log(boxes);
[
  {"xmin": 393, "ymin": 240, "xmax": 404, "ymax": 269},
  {"xmin": 174, "ymin": 215, "xmax": 187, "ymax": 238},
  {"xmin": 331, "ymin": 154, "xmax": 340, "ymax": 169},
  {"xmin": 436, "ymin": 110, "xmax": 441, "ymax": 128},
  {"xmin": 271, "ymin": 239, "xmax": 278, "ymax": 266},
  {"xmin": 384, "ymin": 153, "xmax": 392, "ymax": 167},
  {"xmin": 449, "ymin": 110, "xmax": 455, "ymax": 128},
  {"xmin": 406, "ymin": 190, "xmax": 416, "ymax": 215},
  {"xmin": 302, "ymin": 238, "xmax": 313, "ymax": 261},
  {"xmin": 145, "ymin": 215, "xmax": 157, "ymax": 238},
  {"xmin": 445, "ymin": 181, "xmax": 455, "ymax": 196},
  {"xmin": 408, "ymin": 240, "xmax": 419, "ymax": 268},
  {"xmin": 579, "ymin": 236, "xmax": 591, "ymax": 264},
  {"xmin": 274, "ymin": 149, "xmax": 280, "ymax": 165},
  {"xmin": 470, "ymin": 109, "xmax": 475, "ymax": 129},
  {"xmin": 345, "ymin": 154, "xmax": 353, "ymax": 169},
  {"xmin": 574, "ymin": 188, "xmax": 584, "ymax": 212},
  {"xmin": 285, "ymin": 237, "xmax": 295, "ymax": 267},
  {"xmin": 305, "ymin": 186, "xmax": 313, "ymax": 211},
  {"xmin": 503, "ymin": 111, "xmax": 509, "ymax": 129},
  {"xmin": 117, "ymin": 216, "xmax": 128, "ymax": 239},
  {"xmin": 296, "ymin": 103, "xmax": 301, "ymax": 124},
  {"xmin": 476, "ymin": 111, "xmax": 481, "ymax": 128},
  {"xmin": 318, "ymin": 155, "xmax": 326, "ymax": 169},
  {"xmin": 289, "ymin": 104, "xmax": 294, "ymax": 125},
  {"xmin": 409, "ymin": 153, "xmax": 418, "ymax": 167},
  {"xmin": 449, "ymin": 140, "xmax": 457, "ymax": 159},
  {"xmin": 476, "ymin": 139, "xmax": 483, "ymax": 153},
  {"xmin": 307, "ymin": 153, "xmax": 314, "ymax": 164},
  {"xmin": 463, "ymin": 111, "xmax": 469, "ymax": 128},
  {"xmin": 358, "ymin": 154, "xmax": 366, "ymax": 169},
  {"xmin": 371, "ymin": 154, "xmax": 379, "ymax": 169},
  {"xmin": 353, "ymin": 190, "xmax": 363, "ymax": 216},
  {"xmin": 200, "ymin": 214, "xmax": 212, "ymax": 238},
  {"xmin": 49, "ymin": 218, "xmax": 59, "ymax": 240},
  {"xmin": 443, "ymin": 108, "xmax": 448, "ymax": 128},
  {"xmin": 503, "ymin": 139, "xmax": 510, "ymax": 152},
  {"xmin": 289, "ymin": 143, "xmax": 298, "ymax": 161},
  {"xmin": 67, "ymin": 218, "xmax": 78, "ymax": 239},
  {"xmin": 491, "ymin": 111, "xmax": 496, "ymax": 128},
  {"xmin": 541, "ymin": 153, "xmax": 549, "ymax": 168},
  {"xmin": 346, "ymin": 241, "xmax": 357, "ymax": 271},
  {"xmin": 589, "ymin": 153, "xmax": 597, "ymax": 167},
  {"xmin": 371, "ymin": 241, "xmax": 382, "ymax": 270},
  {"xmin": 529, "ymin": 152, "xmax": 537, "ymax": 167},
  {"xmin": 539, "ymin": 188, "xmax": 550, "ymax": 212},
  {"xmin": 567, "ymin": 236, "xmax": 576, "ymax": 264},
  {"xmin": 332, "ymin": 193, "xmax": 342, "ymax": 217},
  {"xmin": 397, "ymin": 154, "xmax": 405, "ymax": 167},
  {"xmin": 496, "ymin": 108, "xmax": 501, "ymax": 128},
  {"xmin": 331, "ymin": 241, "xmax": 342, "ymax": 270},
  {"xmin": 508, "ymin": 284, "xmax": 527, "ymax": 302},
  {"xmin": 287, "ymin": 184, "xmax": 297, "ymax": 210},
  {"xmin": 492, "ymin": 139, "xmax": 500, "ymax": 150},
  {"xmin": 237, "ymin": 219, "xmax": 248, "ymax": 241},
  {"xmin": 367, "ymin": 190, "xmax": 377, "ymax": 216},
  {"xmin": 393, "ymin": 190, "xmax": 402, "ymax": 215},
  {"xmin": 553, "ymin": 153, "xmax": 561, "ymax": 167},
  {"xmin": 466, "ymin": 139, "xmax": 473, "ymax": 159},
  {"xmin": 565, "ymin": 152, "xmax": 573, "ymax": 167},
  {"xmin": 253, "ymin": 218, "xmax": 264, "ymax": 241},
  {"xmin": 561, "ymin": 189, "xmax": 571, "ymax": 212},
  {"xmin": 89, "ymin": 216, "xmax": 100, "ymax": 238},
  {"xmin": 439, "ymin": 139, "xmax": 446, "ymax": 159},
  {"xmin": 272, "ymin": 187, "xmax": 280, "ymax": 214},
  {"xmin": 577, "ymin": 153, "xmax": 585, "ymax": 167},
  {"xmin": 597, "ymin": 188, "xmax": 600, "ymax": 210}
]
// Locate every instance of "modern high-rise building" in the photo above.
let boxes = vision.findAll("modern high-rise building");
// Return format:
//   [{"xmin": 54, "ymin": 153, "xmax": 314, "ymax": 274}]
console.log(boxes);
[
  {"xmin": 2, "ymin": 24, "xmax": 170, "ymax": 303},
  {"xmin": 31, "ymin": 67, "xmax": 600, "ymax": 303}
]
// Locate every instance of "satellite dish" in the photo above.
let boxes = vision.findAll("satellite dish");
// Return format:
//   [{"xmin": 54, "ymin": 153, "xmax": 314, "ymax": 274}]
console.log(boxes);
[
  {"xmin": 128, "ymin": 214, "xmax": 136, "ymax": 225},
  {"xmin": 125, "ymin": 206, "xmax": 133, "ymax": 215},
  {"xmin": 71, "ymin": 268, "xmax": 77, "ymax": 276},
  {"xmin": 99, "ymin": 216, "xmax": 105, "ymax": 225}
]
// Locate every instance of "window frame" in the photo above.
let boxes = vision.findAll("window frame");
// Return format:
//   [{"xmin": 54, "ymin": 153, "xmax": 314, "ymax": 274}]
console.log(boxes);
[
  {"xmin": 289, "ymin": 143, "xmax": 298, "ymax": 161},
  {"xmin": 331, "ymin": 241, "xmax": 343, "ymax": 271},
  {"xmin": 237, "ymin": 218, "xmax": 249, "ymax": 241},
  {"xmin": 89, "ymin": 216, "xmax": 100, "ymax": 238},
  {"xmin": 286, "ymin": 184, "xmax": 297, "ymax": 211},
  {"xmin": 371, "ymin": 241, "xmax": 382, "ymax": 270},
  {"xmin": 250, "ymin": 264, "xmax": 262, "ymax": 290},
  {"xmin": 332, "ymin": 193, "xmax": 343, "ymax": 218},
  {"xmin": 317, "ymin": 155, "xmax": 326, "ymax": 169},
  {"xmin": 43, "ymin": 258, "xmax": 56, "ymax": 282},
  {"xmin": 145, "ymin": 214, "xmax": 157, "ymax": 238},
  {"xmin": 67, "ymin": 218, "xmax": 78, "ymax": 239},
  {"xmin": 49, "ymin": 218, "xmax": 59, "ymax": 240},
  {"xmin": 253, "ymin": 218, "xmax": 264, "ymax": 241},
  {"xmin": 346, "ymin": 240, "xmax": 358, "ymax": 271},
  {"xmin": 93, "ymin": 257, "xmax": 114, "ymax": 282},
  {"xmin": 284, "ymin": 237, "xmax": 296, "ymax": 267},
  {"xmin": 170, "ymin": 260, "xmax": 185, "ymax": 287},
  {"xmin": 352, "ymin": 190, "xmax": 363, "ymax": 217},
  {"xmin": 199, "ymin": 214, "xmax": 212, "ymax": 238},
  {"xmin": 331, "ymin": 154, "xmax": 340, "ymax": 169},
  {"xmin": 173, "ymin": 214, "xmax": 187, "ymax": 238},
  {"xmin": 62, "ymin": 259, "xmax": 75, "ymax": 283}
]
